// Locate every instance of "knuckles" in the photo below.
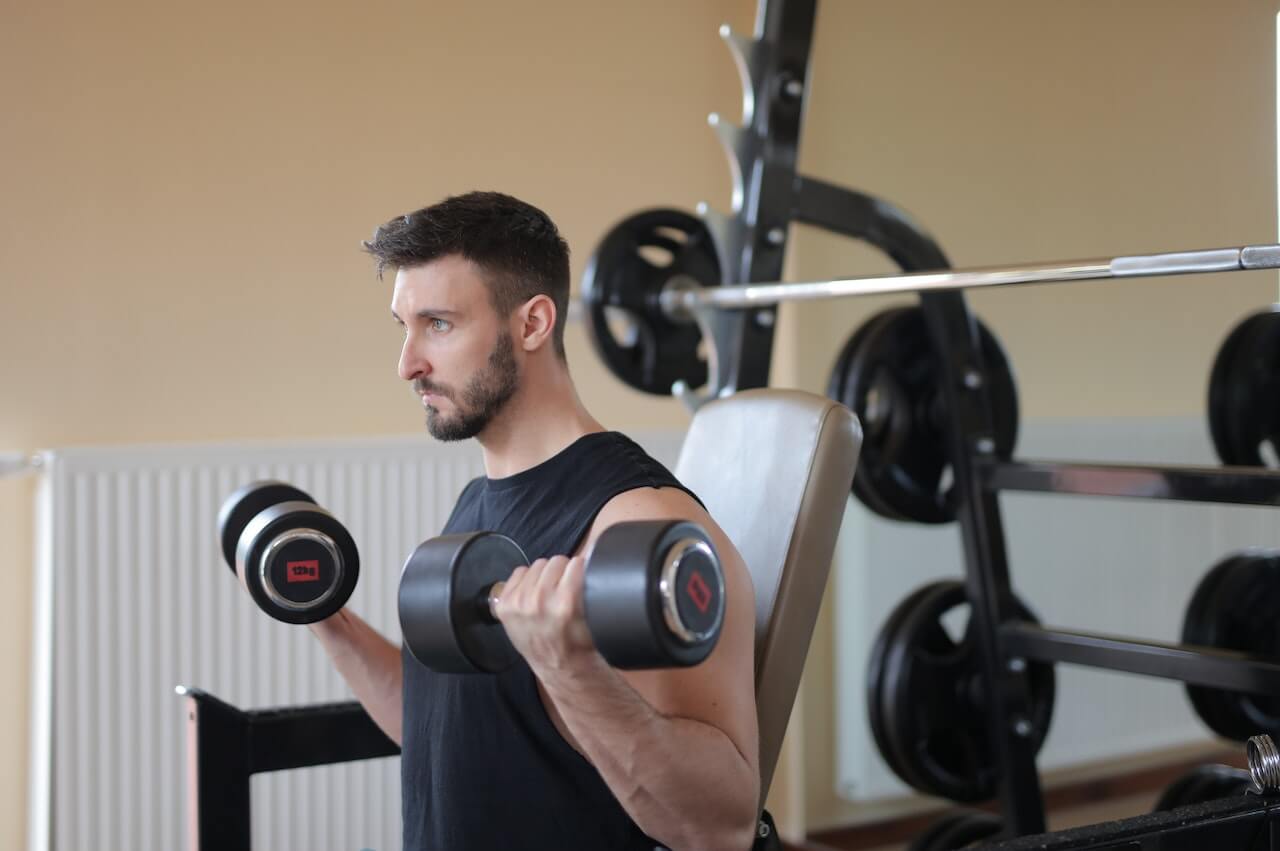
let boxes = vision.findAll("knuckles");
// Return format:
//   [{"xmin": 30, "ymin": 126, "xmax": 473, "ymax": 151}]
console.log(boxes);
[{"xmin": 495, "ymin": 554, "xmax": 584, "ymax": 625}]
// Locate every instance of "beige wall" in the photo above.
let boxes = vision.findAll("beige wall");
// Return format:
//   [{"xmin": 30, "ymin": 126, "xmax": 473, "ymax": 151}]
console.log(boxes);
[{"xmin": 3, "ymin": 0, "xmax": 1278, "ymax": 846}]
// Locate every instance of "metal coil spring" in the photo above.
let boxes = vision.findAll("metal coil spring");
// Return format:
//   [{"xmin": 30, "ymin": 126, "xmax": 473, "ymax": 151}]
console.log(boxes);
[{"xmin": 1247, "ymin": 734, "xmax": 1280, "ymax": 793}]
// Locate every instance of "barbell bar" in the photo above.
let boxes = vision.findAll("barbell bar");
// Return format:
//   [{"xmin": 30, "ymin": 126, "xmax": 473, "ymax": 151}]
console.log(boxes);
[
  {"xmin": 569, "ymin": 245, "xmax": 1280, "ymax": 325},
  {"xmin": 574, "ymin": 237, "xmax": 1280, "ymax": 410},
  {"xmin": 576, "ymin": 244, "xmax": 1280, "ymax": 326},
  {"xmin": 658, "ymin": 244, "xmax": 1280, "ymax": 317}
]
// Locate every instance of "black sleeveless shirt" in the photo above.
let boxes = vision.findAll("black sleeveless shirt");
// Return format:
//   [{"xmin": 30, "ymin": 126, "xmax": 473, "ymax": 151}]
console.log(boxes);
[{"xmin": 401, "ymin": 431, "xmax": 701, "ymax": 851}]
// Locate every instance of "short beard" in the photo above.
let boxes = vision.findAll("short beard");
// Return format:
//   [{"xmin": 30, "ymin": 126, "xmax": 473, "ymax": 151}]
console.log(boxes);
[{"xmin": 426, "ymin": 331, "xmax": 519, "ymax": 442}]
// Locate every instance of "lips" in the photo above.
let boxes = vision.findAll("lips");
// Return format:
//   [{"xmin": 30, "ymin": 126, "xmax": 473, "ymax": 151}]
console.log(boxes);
[{"xmin": 414, "ymin": 382, "xmax": 448, "ymax": 404}]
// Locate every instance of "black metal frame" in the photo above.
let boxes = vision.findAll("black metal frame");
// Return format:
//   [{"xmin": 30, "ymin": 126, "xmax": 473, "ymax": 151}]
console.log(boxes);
[
  {"xmin": 685, "ymin": 0, "xmax": 818, "ymax": 404},
  {"xmin": 178, "ymin": 687, "xmax": 399, "ymax": 850},
  {"xmin": 985, "ymin": 792, "xmax": 1280, "ymax": 850}
]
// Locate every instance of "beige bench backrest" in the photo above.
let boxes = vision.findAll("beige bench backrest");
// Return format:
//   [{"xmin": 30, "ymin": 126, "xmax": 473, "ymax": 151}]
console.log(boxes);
[{"xmin": 675, "ymin": 389, "xmax": 862, "ymax": 803}]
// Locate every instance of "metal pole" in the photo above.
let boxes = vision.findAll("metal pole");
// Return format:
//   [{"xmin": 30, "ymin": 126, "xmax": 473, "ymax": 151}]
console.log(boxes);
[{"xmin": 659, "ymin": 244, "xmax": 1280, "ymax": 314}]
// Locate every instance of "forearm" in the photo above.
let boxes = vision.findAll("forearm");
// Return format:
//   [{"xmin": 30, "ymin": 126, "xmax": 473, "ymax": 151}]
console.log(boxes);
[
  {"xmin": 537, "ymin": 655, "xmax": 759, "ymax": 851},
  {"xmin": 308, "ymin": 608, "xmax": 404, "ymax": 744}
]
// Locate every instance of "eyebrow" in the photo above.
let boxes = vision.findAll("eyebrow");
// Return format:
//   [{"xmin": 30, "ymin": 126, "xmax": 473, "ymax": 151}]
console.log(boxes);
[{"xmin": 391, "ymin": 308, "xmax": 461, "ymax": 323}]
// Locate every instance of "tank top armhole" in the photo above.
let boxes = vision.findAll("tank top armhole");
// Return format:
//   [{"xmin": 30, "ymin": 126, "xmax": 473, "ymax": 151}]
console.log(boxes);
[{"xmin": 564, "ymin": 483, "xmax": 705, "ymax": 556}]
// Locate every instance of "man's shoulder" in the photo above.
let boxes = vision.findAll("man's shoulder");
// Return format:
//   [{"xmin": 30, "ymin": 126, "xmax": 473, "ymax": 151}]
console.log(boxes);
[
  {"xmin": 593, "ymin": 483, "xmax": 704, "ymax": 526},
  {"xmin": 582, "ymin": 485, "xmax": 725, "ymax": 559}
]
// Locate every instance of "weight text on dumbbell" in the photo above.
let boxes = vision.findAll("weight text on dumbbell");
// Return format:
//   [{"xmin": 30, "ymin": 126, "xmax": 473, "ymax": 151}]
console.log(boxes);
[{"xmin": 288, "ymin": 561, "xmax": 321, "ymax": 583}]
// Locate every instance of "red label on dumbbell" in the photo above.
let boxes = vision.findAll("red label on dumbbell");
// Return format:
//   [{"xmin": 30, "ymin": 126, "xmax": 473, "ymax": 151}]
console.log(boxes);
[
  {"xmin": 685, "ymin": 571, "xmax": 712, "ymax": 613},
  {"xmin": 286, "ymin": 560, "xmax": 321, "ymax": 583}
]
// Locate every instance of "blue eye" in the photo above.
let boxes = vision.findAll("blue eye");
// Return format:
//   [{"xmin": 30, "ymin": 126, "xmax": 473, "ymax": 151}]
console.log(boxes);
[{"xmin": 431, "ymin": 318, "xmax": 451, "ymax": 332}]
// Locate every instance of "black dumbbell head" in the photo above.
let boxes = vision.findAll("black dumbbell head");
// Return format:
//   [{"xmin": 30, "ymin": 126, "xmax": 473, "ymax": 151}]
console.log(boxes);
[
  {"xmin": 235, "ymin": 500, "xmax": 359, "ymax": 625},
  {"xmin": 585, "ymin": 519, "xmax": 725, "ymax": 669},
  {"xmin": 217, "ymin": 480, "xmax": 316, "ymax": 572},
  {"xmin": 399, "ymin": 532, "xmax": 524, "ymax": 674}
]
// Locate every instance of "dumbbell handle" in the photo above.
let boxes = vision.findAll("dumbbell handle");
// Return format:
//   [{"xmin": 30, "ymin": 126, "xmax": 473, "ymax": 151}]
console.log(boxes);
[{"xmin": 474, "ymin": 545, "xmax": 718, "ymax": 649}]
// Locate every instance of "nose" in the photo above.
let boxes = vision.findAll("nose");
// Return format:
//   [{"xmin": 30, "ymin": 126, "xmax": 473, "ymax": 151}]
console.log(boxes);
[{"xmin": 398, "ymin": 335, "xmax": 430, "ymax": 383}]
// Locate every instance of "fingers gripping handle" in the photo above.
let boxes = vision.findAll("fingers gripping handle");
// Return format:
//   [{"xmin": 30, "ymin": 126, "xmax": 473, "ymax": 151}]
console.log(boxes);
[{"xmin": 482, "ymin": 580, "xmax": 506, "ymax": 622}]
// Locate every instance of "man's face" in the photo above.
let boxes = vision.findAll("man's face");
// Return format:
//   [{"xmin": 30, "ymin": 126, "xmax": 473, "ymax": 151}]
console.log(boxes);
[{"xmin": 391, "ymin": 256, "xmax": 519, "ymax": 441}]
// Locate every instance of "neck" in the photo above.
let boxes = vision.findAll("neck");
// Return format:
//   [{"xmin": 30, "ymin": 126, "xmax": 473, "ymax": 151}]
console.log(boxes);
[{"xmin": 475, "ymin": 359, "xmax": 604, "ymax": 479}]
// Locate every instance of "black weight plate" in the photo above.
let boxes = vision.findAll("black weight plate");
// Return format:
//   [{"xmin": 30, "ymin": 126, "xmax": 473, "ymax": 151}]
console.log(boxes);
[
  {"xmin": 1184, "ymin": 552, "xmax": 1280, "ymax": 739},
  {"xmin": 1183, "ymin": 551, "xmax": 1280, "ymax": 740},
  {"xmin": 236, "ymin": 501, "xmax": 359, "ymax": 625},
  {"xmin": 829, "ymin": 308, "xmax": 916, "ymax": 522},
  {"xmin": 399, "ymin": 532, "xmax": 524, "ymax": 674},
  {"xmin": 1208, "ymin": 307, "xmax": 1280, "ymax": 466},
  {"xmin": 217, "ymin": 480, "xmax": 316, "ymax": 572},
  {"xmin": 867, "ymin": 582, "xmax": 943, "ymax": 782},
  {"xmin": 1181, "ymin": 553, "xmax": 1252, "ymax": 738},
  {"xmin": 908, "ymin": 810, "xmax": 1004, "ymax": 851},
  {"xmin": 581, "ymin": 208, "xmax": 722, "ymax": 396},
  {"xmin": 585, "ymin": 520, "xmax": 724, "ymax": 669},
  {"xmin": 874, "ymin": 580, "xmax": 1055, "ymax": 802},
  {"xmin": 1152, "ymin": 764, "xmax": 1253, "ymax": 812},
  {"xmin": 1207, "ymin": 314, "xmax": 1261, "ymax": 465},
  {"xmin": 828, "ymin": 307, "xmax": 1018, "ymax": 524},
  {"xmin": 879, "ymin": 580, "xmax": 993, "ymax": 800}
]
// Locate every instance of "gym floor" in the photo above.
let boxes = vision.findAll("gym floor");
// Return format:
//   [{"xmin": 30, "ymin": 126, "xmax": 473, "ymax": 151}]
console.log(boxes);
[{"xmin": 783, "ymin": 747, "xmax": 1243, "ymax": 850}]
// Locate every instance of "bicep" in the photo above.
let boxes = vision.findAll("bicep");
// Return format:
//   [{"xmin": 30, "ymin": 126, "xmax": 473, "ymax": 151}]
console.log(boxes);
[
  {"xmin": 621, "ymin": 543, "xmax": 759, "ymax": 769},
  {"xmin": 579, "ymin": 489, "xmax": 760, "ymax": 770}
]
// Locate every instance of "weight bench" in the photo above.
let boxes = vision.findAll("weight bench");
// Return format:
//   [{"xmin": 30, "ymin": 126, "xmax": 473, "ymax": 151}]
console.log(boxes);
[{"xmin": 180, "ymin": 388, "xmax": 863, "ymax": 850}]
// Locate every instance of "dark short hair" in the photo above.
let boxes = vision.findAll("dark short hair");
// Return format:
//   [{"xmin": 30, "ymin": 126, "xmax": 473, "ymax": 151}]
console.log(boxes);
[{"xmin": 362, "ymin": 191, "xmax": 571, "ymax": 359}]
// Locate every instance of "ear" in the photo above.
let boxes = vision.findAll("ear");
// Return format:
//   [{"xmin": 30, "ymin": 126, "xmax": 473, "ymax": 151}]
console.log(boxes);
[{"xmin": 516, "ymin": 294, "xmax": 557, "ymax": 353}]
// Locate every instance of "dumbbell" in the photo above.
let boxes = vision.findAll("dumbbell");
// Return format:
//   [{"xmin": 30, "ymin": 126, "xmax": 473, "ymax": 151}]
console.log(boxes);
[
  {"xmin": 398, "ymin": 520, "xmax": 726, "ymax": 673},
  {"xmin": 217, "ymin": 480, "xmax": 360, "ymax": 624}
]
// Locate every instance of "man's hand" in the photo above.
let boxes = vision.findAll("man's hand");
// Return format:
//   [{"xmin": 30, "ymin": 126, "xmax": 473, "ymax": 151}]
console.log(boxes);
[{"xmin": 492, "ymin": 555, "xmax": 598, "ymax": 674}]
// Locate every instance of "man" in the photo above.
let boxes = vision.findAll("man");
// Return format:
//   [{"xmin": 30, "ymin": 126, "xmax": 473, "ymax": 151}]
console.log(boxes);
[{"xmin": 309, "ymin": 191, "xmax": 760, "ymax": 851}]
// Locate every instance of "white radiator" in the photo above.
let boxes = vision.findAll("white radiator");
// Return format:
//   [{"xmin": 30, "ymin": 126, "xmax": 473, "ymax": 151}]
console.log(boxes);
[
  {"xmin": 26, "ymin": 432, "xmax": 686, "ymax": 851},
  {"xmin": 834, "ymin": 415, "xmax": 1280, "ymax": 801}
]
